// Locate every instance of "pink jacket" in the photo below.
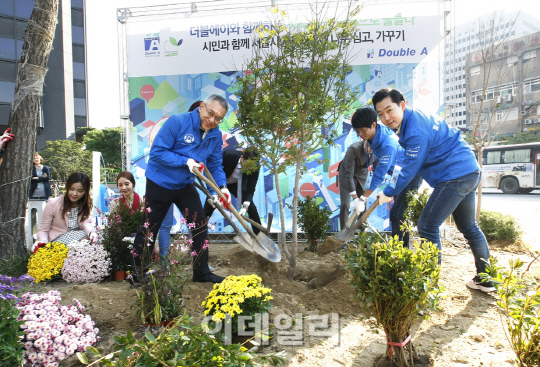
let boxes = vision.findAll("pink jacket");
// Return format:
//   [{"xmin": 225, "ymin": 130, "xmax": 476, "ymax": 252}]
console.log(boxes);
[{"xmin": 37, "ymin": 196, "xmax": 94, "ymax": 243}]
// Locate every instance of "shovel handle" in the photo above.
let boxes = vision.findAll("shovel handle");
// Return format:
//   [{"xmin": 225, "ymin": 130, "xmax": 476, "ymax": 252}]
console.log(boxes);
[
  {"xmin": 192, "ymin": 166, "xmax": 259, "ymax": 239},
  {"xmin": 352, "ymin": 201, "xmax": 379, "ymax": 231},
  {"xmin": 240, "ymin": 214, "xmax": 269, "ymax": 234}
]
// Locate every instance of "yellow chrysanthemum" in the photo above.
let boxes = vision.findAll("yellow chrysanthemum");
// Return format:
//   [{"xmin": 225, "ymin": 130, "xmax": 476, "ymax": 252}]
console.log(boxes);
[{"xmin": 28, "ymin": 242, "xmax": 69, "ymax": 283}]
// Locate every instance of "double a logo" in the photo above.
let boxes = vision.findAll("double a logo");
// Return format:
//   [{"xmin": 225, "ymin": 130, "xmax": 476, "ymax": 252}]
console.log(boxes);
[
  {"xmin": 183, "ymin": 134, "xmax": 195, "ymax": 144},
  {"xmin": 144, "ymin": 33, "xmax": 161, "ymax": 57}
]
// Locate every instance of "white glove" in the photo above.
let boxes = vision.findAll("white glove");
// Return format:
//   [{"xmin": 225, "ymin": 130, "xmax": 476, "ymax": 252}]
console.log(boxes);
[
  {"xmin": 352, "ymin": 198, "xmax": 365, "ymax": 214},
  {"xmin": 378, "ymin": 192, "xmax": 392, "ymax": 205},
  {"xmin": 238, "ymin": 201, "xmax": 250, "ymax": 216},
  {"xmin": 209, "ymin": 194, "xmax": 219, "ymax": 208},
  {"xmin": 0, "ymin": 128, "xmax": 14, "ymax": 149},
  {"xmin": 186, "ymin": 158, "xmax": 201, "ymax": 173},
  {"xmin": 220, "ymin": 188, "xmax": 232, "ymax": 206},
  {"xmin": 89, "ymin": 232, "xmax": 99, "ymax": 244}
]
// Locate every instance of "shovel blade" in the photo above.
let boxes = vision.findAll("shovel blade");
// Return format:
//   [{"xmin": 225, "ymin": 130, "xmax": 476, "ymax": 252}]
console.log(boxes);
[
  {"xmin": 334, "ymin": 227, "xmax": 356, "ymax": 243},
  {"xmin": 252, "ymin": 232, "xmax": 281, "ymax": 262},
  {"xmin": 233, "ymin": 234, "xmax": 256, "ymax": 253}
]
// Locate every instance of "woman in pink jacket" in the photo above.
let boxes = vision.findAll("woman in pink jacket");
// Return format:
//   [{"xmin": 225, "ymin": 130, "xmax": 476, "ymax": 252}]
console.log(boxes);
[{"xmin": 36, "ymin": 172, "xmax": 96, "ymax": 245}]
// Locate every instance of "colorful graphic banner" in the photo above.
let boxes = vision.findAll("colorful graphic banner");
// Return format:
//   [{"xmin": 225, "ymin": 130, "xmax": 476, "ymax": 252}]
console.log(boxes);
[{"xmin": 124, "ymin": 9, "xmax": 444, "ymax": 233}]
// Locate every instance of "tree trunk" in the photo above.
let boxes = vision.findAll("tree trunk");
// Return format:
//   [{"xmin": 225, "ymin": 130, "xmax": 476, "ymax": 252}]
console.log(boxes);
[
  {"xmin": 476, "ymin": 148, "xmax": 484, "ymax": 223},
  {"xmin": 272, "ymin": 161, "xmax": 289, "ymax": 263},
  {"xmin": 0, "ymin": 0, "xmax": 59, "ymax": 258},
  {"xmin": 286, "ymin": 149, "xmax": 303, "ymax": 281}
]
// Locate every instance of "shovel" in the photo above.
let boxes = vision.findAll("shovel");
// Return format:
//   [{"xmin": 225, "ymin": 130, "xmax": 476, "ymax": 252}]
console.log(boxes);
[
  {"xmin": 192, "ymin": 165, "xmax": 281, "ymax": 263},
  {"xmin": 335, "ymin": 201, "xmax": 379, "ymax": 243},
  {"xmin": 318, "ymin": 201, "xmax": 379, "ymax": 256}
]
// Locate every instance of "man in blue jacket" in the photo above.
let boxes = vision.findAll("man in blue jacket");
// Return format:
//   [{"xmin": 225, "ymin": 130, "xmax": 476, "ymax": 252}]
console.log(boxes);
[
  {"xmin": 132, "ymin": 94, "xmax": 231, "ymax": 284},
  {"xmin": 351, "ymin": 108, "xmax": 423, "ymax": 248},
  {"xmin": 372, "ymin": 88, "xmax": 494, "ymax": 293}
]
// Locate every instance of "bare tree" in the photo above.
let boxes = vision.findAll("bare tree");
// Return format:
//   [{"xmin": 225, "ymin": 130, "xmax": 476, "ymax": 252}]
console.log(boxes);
[
  {"xmin": 0, "ymin": 0, "xmax": 59, "ymax": 257},
  {"xmin": 464, "ymin": 12, "xmax": 530, "ymax": 221}
]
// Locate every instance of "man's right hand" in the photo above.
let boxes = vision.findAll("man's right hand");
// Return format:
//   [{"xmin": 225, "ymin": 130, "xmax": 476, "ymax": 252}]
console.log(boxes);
[
  {"xmin": 352, "ymin": 197, "xmax": 365, "ymax": 214},
  {"xmin": 187, "ymin": 158, "xmax": 201, "ymax": 173}
]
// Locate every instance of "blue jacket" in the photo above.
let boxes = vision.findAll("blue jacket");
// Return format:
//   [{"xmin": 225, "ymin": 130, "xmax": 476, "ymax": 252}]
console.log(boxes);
[
  {"xmin": 146, "ymin": 109, "xmax": 227, "ymax": 190},
  {"xmin": 366, "ymin": 123, "xmax": 400, "ymax": 192},
  {"xmin": 383, "ymin": 107, "xmax": 478, "ymax": 197}
]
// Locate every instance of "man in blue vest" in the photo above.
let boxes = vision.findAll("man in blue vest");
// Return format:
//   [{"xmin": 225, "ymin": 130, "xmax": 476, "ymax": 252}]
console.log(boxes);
[
  {"xmin": 350, "ymin": 108, "xmax": 423, "ymax": 248},
  {"xmin": 372, "ymin": 88, "xmax": 494, "ymax": 293},
  {"xmin": 132, "ymin": 94, "xmax": 231, "ymax": 284}
]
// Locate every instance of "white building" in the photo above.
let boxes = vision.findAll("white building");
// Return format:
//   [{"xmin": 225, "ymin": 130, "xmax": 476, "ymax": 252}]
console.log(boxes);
[{"xmin": 444, "ymin": 10, "xmax": 540, "ymax": 128}]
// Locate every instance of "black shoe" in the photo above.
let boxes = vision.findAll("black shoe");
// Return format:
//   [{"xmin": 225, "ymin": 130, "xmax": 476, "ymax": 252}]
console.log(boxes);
[{"xmin": 193, "ymin": 273, "xmax": 225, "ymax": 283}]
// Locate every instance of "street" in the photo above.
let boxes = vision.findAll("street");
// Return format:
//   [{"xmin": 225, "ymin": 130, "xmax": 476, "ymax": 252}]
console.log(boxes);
[{"xmin": 480, "ymin": 188, "xmax": 540, "ymax": 250}]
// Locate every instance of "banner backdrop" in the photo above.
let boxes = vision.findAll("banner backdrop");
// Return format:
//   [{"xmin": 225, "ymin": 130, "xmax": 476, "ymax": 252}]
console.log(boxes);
[{"xmin": 124, "ymin": 7, "xmax": 444, "ymax": 233}]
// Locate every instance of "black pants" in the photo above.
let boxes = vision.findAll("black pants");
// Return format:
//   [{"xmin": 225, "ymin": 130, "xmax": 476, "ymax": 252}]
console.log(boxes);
[
  {"xmin": 203, "ymin": 183, "xmax": 262, "ymax": 235},
  {"xmin": 133, "ymin": 179, "xmax": 210, "ymax": 277},
  {"xmin": 390, "ymin": 174, "xmax": 423, "ymax": 248}
]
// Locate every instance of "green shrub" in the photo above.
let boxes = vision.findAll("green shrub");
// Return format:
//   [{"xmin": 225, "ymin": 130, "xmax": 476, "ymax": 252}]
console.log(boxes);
[
  {"xmin": 479, "ymin": 210, "xmax": 523, "ymax": 243},
  {"xmin": 485, "ymin": 257, "xmax": 540, "ymax": 367},
  {"xmin": 344, "ymin": 233, "xmax": 442, "ymax": 367},
  {"xmin": 295, "ymin": 196, "xmax": 331, "ymax": 251},
  {"xmin": 0, "ymin": 300, "xmax": 25, "ymax": 366},
  {"xmin": 77, "ymin": 313, "xmax": 286, "ymax": 367}
]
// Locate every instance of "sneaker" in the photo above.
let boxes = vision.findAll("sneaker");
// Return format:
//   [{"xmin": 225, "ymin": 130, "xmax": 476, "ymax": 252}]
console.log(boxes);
[
  {"xmin": 466, "ymin": 276, "xmax": 496, "ymax": 293},
  {"xmin": 193, "ymin": 273, "xmax": 225, "ymax": 284}
]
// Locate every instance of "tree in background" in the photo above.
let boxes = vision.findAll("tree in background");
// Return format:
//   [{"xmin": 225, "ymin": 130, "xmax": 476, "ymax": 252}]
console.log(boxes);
[
  {"xmin": 0, "ymin": 0, "xmax": 59, "ymax": 258},
  {"xmin": 236, "ymin": 3, "xmax": 361, "ymax": 280},
  {"xmin": 502, "ymin": 130, "xmax": 540, "ymax": 145},
  {"xmin": 465, "ymin": 12, "xmax": 522, "ymax": 221},
  {"xmin": 40, "ymin": 140, "xmax": 92, "ymax": 184},
  {"xmin": 79, "ymin": 127, "xmax": 122, "ymax": 182}
]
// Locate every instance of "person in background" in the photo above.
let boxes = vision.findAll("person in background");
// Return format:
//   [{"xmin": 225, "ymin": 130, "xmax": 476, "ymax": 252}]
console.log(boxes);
[
  {"xmin": 29, "ymin": 153, "xmax": 51, "ymax": 200},
  {"xmin": 109, "ymin": 171, "xmax": 142, "ymax": 213},
  {"xmin": 35, "ymin": 172, "xmax": 97, "ymax": 247},
  {"xmin": 372, "ymin": 88, "xmax": 493, "ymax": 293},
  {"xmin": 350, "ymin": 107, "xmax": 423, "ymax": 248},
  {"xmin": 203, "ymin": 146, "xmax": 262, "ymax": 234},
  {"xmin": 0, "ymin": 128, "xmax": 15, "ymax": 166},
  {"xmin": 337, "ymin": 137, "xmax": 373, "ymax": 231},
  {"xmin": 157, "ymin": 101, "xmax": 203, "ymax": 263}
]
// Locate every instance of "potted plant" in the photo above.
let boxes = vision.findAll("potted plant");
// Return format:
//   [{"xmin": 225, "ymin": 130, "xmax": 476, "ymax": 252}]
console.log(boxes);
[
  {"xmin": 100, "ymin": 201, "xmax": 144, "ymax": 277},
  {"xmin": 296, "ymin": 195, "xmax": 331, "ymax": 252}
]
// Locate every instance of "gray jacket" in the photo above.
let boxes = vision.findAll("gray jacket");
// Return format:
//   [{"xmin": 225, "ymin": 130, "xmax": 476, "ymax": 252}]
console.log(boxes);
[{"xmin": 338, "ymin": 140, "xmax": 374, "ymax": 193}]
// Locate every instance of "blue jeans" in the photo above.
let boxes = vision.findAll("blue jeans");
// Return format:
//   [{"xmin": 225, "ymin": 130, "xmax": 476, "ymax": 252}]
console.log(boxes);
[
  {"xmin": 158, "ymin": 204, "xmax": 175, "ymax": 260},
  {"xmin": 417, "ymin": 170, "xmax": 490, "ymax": 274},
  {"xmin": 390, "ymin": 174, "xmax": 423, "ymax": 248}
]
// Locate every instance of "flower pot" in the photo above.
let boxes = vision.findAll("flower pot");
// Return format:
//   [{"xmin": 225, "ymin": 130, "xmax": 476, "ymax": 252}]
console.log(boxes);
[{"xmin": 114, "ymin": 270, "xmax": 126, "ymax": 281}]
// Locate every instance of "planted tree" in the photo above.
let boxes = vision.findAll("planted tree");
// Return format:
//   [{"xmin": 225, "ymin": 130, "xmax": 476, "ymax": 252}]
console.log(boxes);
[
  {"xmin": 344, "ymin": 234, "xmax": 442, "ymax": 367},
  {"xmin": 236, "ymin": 3, "xmax": 361, "ymax": 280},
  {"xmin": 0, "ymin": 0, "xmax": 59, "ymax": 258}
]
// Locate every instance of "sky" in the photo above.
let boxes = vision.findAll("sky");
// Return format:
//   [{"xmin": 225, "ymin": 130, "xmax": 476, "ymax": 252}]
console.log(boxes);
[{"xmin": 85, "ymin": 0, "xmax": 540, "ymax": 129}]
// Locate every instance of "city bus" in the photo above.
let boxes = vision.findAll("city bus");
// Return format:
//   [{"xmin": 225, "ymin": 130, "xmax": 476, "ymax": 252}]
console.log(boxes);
[{"xmin": 478, "ymin": 142, "xmax": 540, "ymax": 194}]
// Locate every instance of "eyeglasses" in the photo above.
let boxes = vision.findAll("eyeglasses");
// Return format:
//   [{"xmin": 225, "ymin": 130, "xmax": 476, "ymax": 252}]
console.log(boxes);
[{"xmin": 203, "ymin": 103, "xmax": 225, "ymax": 123}]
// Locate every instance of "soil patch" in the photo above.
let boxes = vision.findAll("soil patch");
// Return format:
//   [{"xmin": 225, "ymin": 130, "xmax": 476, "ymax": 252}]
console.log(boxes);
[{"xmin": 33, "ymin": 237, "xmax": 537, "ymax": 367}]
